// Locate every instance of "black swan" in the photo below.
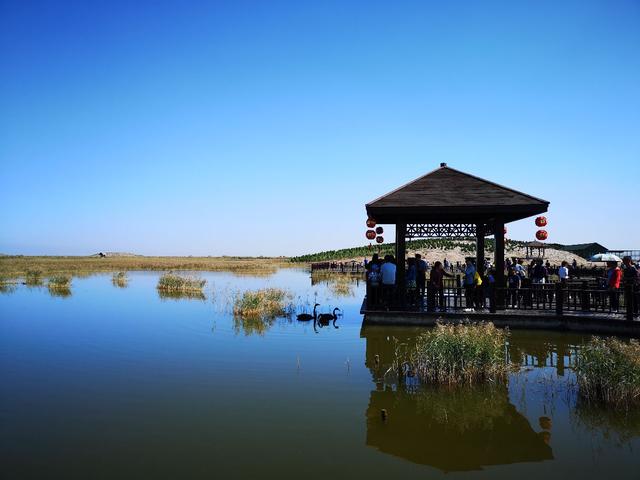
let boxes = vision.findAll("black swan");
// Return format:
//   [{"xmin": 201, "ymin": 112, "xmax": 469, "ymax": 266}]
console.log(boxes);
[
  {"xmin": 317, "ymin": 307, "xmax": 341, "ymax": 322},
  {"xmin": 296, "ymin": 303, "xmax": 319, "ymax": 321}
]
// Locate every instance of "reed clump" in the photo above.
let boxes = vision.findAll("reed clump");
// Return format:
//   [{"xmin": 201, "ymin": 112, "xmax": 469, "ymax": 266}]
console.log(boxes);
[
  {"xmin": 48, "ymin": 274, "xmax": 72, "ymax": 289},
  {"xmin": 233, "ymin": 288, "xmax": 293, "ymax": 320},
  {"xmin": 395, "ymin": 322, "xmax": 509, "ymax": 385},
  {"xmin": 575, "ymin": 337, "xmax": 640, "ymax": 407},
  {"xmin": 111, "ymin": 271, "xmax": 128, "ymax": 287},
  {"xmin": 0, "ymin": 274, "xmax": 17, "ymax": 293},
  {"xmin": 25, "ymin": 269, "xmax": 43, "ymax": 286},
  {"xmin": 157, "ymin": 273, "xmax": 206, "ymax": 293},
  {"xmin": 47, "ymin": 275, "xmax": 72, "ymax": 296}
]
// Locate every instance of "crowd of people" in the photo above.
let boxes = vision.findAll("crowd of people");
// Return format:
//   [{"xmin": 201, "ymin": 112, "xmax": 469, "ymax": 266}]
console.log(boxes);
[{"xmin": 364, "ymin": 252, "xmax": 640, "ymax": 314}]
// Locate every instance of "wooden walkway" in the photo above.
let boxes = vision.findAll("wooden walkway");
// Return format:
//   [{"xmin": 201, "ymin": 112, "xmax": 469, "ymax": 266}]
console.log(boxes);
[{"xmin": 360, "ymin": 299, "xmax": 640, "ymax": 337}]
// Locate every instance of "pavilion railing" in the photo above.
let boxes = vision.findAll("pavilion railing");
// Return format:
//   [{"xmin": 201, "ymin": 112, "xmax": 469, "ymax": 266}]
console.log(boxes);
[{"xmin": 365, "ymin": 279, "xmax": 639, "ymax": 321}]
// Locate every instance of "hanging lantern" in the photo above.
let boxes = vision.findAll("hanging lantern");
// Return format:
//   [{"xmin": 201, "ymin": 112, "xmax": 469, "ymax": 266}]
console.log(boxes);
[
  {"xmin": 376, "ymin": 236, "xmax": 384, "ymax": 244},
  {"xmin": 366, "ymin": 230, "xmax": 376, "ymax": 240},
  {"xmin": 366, "ymin": 218, "xmax": 376, "ymax": 228},
  {"xmin": 535, "ymin": 216, "xmax": 547, "ymax": 227},
  {"xmin": 375, "ymin": 226, "xmax": 384, "ymax": 235},
  {"xmin": 536, "ymin": 230, "xmax": 548, "ymax": 241}
]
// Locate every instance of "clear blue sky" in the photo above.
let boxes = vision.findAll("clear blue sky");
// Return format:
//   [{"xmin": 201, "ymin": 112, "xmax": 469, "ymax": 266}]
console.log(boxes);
[{"xmin": 1, "ymin": 0, "xmax": 638, "ymax": 256}]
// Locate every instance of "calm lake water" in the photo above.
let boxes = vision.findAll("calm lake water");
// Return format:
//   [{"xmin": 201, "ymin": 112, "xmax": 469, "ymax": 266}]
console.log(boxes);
[{"xmin": 1, "ymin": 269, "xmax": 639, "ymax": 479}]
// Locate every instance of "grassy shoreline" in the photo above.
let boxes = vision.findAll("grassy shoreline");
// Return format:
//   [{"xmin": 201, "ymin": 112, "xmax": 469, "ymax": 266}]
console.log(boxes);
[{"xmin": 0, "ymin": 256, "xmax": 297, "ymax": 278}]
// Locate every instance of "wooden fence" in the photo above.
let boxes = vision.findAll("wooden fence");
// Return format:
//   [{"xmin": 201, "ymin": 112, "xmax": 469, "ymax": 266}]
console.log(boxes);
[{"xmin": 365, "ymin": 278, "xmax": 639, "ymax": 321}]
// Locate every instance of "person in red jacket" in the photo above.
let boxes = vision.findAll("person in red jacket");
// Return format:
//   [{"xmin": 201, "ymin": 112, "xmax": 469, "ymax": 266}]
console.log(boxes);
[{"xmin": 607, "ymin": 261, "xmax": 622, "ymax": 312}]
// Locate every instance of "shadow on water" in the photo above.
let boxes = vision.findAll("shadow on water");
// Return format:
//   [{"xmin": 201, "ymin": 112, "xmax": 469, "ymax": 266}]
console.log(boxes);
[
  {"xmin": 366, "ymin": 385, "xmax": 553, "ymax": 472},
  {"xmin": 360, "ymin": 325, "xmax": 640, "ymax": 472},
  {"xmin": 157, "ymin": 290, "xmax": 206, "ymax": 301},
  {"xmin": 360, "ymin": 326, "xmax": 553, "ymax": 471}
]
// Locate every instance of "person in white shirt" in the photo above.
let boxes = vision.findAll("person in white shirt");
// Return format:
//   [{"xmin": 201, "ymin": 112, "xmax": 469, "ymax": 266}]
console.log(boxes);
[
  {"xmin": 558, "ymin": 261, "xmax": 569, "ymax": 282},
  {"xmin": 380, "ymin": 255, "xmax": 397, "ymax": 307}
]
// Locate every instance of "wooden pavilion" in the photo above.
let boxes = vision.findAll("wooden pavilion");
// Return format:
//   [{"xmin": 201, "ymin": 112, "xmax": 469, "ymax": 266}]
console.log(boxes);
[
  {"xmin": 365, "ymin": 163, "xmax": 549, "ymax": 308},
  {"xmin": 525, "ymin": 241, "xmax": 547, "ymax": 259}
]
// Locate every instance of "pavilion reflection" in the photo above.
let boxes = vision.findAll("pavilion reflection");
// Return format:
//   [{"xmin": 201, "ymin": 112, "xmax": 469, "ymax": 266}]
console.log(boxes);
[
  {"xmin": 361, "ymin": 326, "xmax": 554, "ymax": 472},
  {"xmin": 506, "ymin": 330, "xmax": 587, "ymax": 376}
]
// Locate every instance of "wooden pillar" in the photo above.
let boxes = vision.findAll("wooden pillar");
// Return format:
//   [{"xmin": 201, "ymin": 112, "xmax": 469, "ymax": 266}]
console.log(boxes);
[
  {"xmin": 494, "ymin": 218, "xmax": 505, "ymax": 309},
  {"xmin": 395, "ymin": 223, "xmax": 407, "ymax": 305},
  {"xmin": 476, "ymin": 223, "xmax": 485, "ymax": 275}
]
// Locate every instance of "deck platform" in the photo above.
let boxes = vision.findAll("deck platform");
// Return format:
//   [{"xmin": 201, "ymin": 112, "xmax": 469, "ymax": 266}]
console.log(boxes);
[{"xmin": 360, "ymin": 300, "xmax": 640, "ymax": 337}]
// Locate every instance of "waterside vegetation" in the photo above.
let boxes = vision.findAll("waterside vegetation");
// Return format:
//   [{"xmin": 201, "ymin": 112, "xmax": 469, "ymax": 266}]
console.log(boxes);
[
  {"xmin": 233, "ymin": 288, "xmax": 294, "ymax": 320},
  {"xmin": 112, "ymin": 271, "xmax": 128, "ymax": 287},
  {"xmin": 0, "ymin": 255, "xmax": 292, "ymax": 278},
  {"xmin": 47, "ymin": 275, "xmax": 72, "ymax": 297},
  {"xmin": 25, "ymin": 269, "xmax": 44, "ymax": 286},
  {"xmin": 391, "ymin": 322, "xmax": 510, "ymax": 385},
  {"xmin": 157, "ymin": 273, "xmax": 206, "ymax": 293},
  {"xmin": 575, "ymin": 337, "xmax": 640, "ymax": 408}
]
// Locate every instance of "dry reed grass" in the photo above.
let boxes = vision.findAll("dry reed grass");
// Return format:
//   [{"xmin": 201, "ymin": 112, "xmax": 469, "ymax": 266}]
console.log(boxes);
[
  {"xmin": 112, "ymin": 271, "xmax": 128, "ymax": 287},
  {"xmin": 157, "ymin": 273, "xmax": 206, "ymax": 293},
  {"xmin": 232, "ymin": 288, "xmax": 294, "ymax": 319},
  {"xmin": 25, "ymin": 269, "xmax": 43, "ymax": 286},
  {"xmin": 47, "ymin": 274, "xmax": 72, "ymax": 296},
  {"xmin": 575, "ymin": 337, "xmax": 640, "ymax": 407},
  {"xmin": 391, "ymin": 322, "xmax": 510, "ymax": 385},
  {"xmin": 0, "ymin": 256, "xmax": 292, "ymax": 278}
]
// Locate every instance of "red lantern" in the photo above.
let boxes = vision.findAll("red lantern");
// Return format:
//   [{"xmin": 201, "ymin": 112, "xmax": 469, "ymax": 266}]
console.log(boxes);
[
  {"xmin": 376, "ymin": 236, "xmax": 384, "ymax": 244},
  {"xmin": 366, "ymin": 218, "xmax": 376, "ymax": 228},
  {"xmin": 535, "ymin": 216, "xmax": 547, "ymax": 227},
  {"xmin": 536, "ymin": 230, "xmax": 548, "ymax": 241},
  {"xmin": 366, "ymin": 230, "xmax": 376, "ymax": 240},
  {"xmin": 375, "ymin": 226, "xmax": 384, "ymax": 235}
]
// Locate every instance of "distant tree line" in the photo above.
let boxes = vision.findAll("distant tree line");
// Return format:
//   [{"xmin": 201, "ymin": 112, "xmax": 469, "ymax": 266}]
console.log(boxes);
[{"xmin": 290, "ymin": 238, "xmax": 528, "ymax": 263}]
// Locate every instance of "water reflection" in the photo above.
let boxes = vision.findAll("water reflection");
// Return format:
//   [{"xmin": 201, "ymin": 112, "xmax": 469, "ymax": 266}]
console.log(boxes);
[
  {"xmin": 366, "ymin": 385, "xmax": 553, "ymax": 471},
  {"xmin": 310, "ymin": 271, "xmax": 363, "ymax": 298},
  {"xmin": 48, "ymin": 286, "xmax": 72, "ymax": 298},
  {"xmin": 572, "ymin": 402, "xmax": 640, "ymax": 446},
  {"xmin": 361, "ymin": 326, "xmax": 554, "ymax": 470},
  {"xmin": 0, "ymin": 282, "xmax": 18, "ymax": 294},
  {"xmin": 157, "ymin": 290, "xmax": 206, "ymax": 301}
]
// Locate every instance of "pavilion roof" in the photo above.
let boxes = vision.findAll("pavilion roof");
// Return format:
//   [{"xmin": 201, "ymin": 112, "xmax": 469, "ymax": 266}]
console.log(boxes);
[{"xmin": 366, "ymin": 163, "xmax": 549, "ymax": 224}]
